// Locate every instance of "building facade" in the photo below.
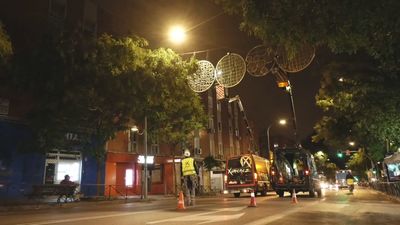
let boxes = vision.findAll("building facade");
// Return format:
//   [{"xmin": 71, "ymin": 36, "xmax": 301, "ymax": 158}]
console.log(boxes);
[{"xmin": 0, "ymin": 0, "xmax": 258, "ymax": 198}]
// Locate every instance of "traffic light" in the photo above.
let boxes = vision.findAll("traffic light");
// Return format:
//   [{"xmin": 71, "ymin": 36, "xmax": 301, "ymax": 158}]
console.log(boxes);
[{"xmin": 337, "ymin": 151, "xmax": 343, "ymax": 158}]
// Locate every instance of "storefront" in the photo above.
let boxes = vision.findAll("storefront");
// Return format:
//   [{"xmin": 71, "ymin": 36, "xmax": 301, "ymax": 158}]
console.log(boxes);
[
  {"xmin": 105, "ymin": 152, "xmax": 176, "ymax": 197},
  {"xmin": 384, "ymin": 152, "xmax": 400, "ymax": 182},
  {"xmin": 44, "ymin": 150, "xmax": 82, "ymax": 184}
]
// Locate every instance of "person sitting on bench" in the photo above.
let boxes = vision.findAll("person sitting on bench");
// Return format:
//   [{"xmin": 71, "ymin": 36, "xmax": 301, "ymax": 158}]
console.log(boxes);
[{"xmin": 58, "ymin": 175, "xmax": 76, "ymax": 203}]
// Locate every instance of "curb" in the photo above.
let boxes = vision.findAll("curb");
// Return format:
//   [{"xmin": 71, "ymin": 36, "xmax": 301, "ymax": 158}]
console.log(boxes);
[{"xmin": 0, "ymin": 195, "xmax": 177, "ymax": 213}]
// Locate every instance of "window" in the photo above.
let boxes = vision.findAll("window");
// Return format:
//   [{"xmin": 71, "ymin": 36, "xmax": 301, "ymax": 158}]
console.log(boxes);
[
  {"xmin": 208, "ymin": 118, "xmax": 214, "ymax": 133},
  {"xmin": 150, "ymin": 134, "xmax": 159, "ymax": 155},
  {"xmin": 130, "ymin": 132, "xmax": 138, "ymax": 153},
  {"xmin": 0, "ymin": 98, "xmax": 9, "ymax": 115},
  {"xmin": 387, "ymin": 163, "xmax": 400, "ymax": 181},
  {"xmin": 217, "ymin": 102, "xmax": 221, "ymax": 112},
  {"xmin": 151, "ymin": 144, "xmax": 159, "ymax": 155},
  {"xmin": 57, "ymin": 161, "xmax": 81, "ymax": 183},
  {"xmin": 45, "ymin": 151, "xmax": 82, "ymax": 184},
  {"xmin": 125, "ymin": 169, "xmax": 133, "ymax": 187},
  {"xmin": 218, "ymin": 143, "xmax": 223, "ymax": 155},
  {"xmin": 151, "ymin": 165, "xmax": 163, "ymax": 183}
]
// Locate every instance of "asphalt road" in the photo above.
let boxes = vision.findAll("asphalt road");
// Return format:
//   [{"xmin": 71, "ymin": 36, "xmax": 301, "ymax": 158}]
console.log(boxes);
[{"xmin": 1, "ymin": 187, "xmax": 399, "ymax": 225}]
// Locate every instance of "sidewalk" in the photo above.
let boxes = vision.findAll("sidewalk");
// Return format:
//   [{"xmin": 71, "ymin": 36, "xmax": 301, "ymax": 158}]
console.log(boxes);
[{"xmin": 0, "ymin": 195, "xmax": 177, "ymax": 212}]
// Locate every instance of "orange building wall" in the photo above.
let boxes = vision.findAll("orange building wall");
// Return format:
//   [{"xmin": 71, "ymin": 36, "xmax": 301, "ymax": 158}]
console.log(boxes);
[{"xmin": 107, "ymin": 131, "xmax": 129, "ymax": 153}]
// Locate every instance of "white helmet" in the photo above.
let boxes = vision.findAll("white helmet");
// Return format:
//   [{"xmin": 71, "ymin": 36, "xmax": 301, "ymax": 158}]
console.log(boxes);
[{"xmin": 184, "ymin": 149, "xmax": 191, "ymax": 157}]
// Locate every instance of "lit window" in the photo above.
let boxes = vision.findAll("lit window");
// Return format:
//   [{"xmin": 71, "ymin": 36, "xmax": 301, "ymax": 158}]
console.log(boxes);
[
  {"xmin": 57, "ymin": 162, "xmax": 80, "ymax": 183},
  {"xmin": 125, "ymin": 169, "xmax": 133, "ymax": 187}
]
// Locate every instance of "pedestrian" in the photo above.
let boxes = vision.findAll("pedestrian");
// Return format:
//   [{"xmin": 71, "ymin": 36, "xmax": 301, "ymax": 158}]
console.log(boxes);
[
  {"xmin": 60, "ymin": 174, "xmax": 75, "ymax": 185},
  {"xmin": 346, "ymin": 171, "xmax": 355, "ymax": 193},
  {"xmin": 181, "ymin": 149, "xmax": 198, "ymax": 206}
]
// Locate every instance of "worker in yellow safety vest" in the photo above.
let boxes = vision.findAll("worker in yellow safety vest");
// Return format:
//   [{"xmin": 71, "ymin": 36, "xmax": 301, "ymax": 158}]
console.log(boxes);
[{"xmin": 181, "ymin": 149, "xmax": 198, "ymax": 206}]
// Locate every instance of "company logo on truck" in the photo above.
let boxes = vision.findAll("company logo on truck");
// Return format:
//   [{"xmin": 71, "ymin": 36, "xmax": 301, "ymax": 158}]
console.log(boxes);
[{"xmin": 240, "ymin": 156, "xmax": 252, "ymax": 168}]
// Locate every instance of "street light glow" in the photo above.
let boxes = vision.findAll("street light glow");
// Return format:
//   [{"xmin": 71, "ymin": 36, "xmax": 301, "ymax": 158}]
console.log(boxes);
[
  {"xmin": 131, "ymin": 126, "xmax": 139, "ymax": 132},
  {"xmin": 349, "ymin": 141, "xmax": 355, "ymax": 146},
  {"xmin": 279, "ymin": 119, "xmax": 287, "ymax": 125},
  {"xmin": 168, "ymin": 25, "xmax": 186, "ymax": 44}
]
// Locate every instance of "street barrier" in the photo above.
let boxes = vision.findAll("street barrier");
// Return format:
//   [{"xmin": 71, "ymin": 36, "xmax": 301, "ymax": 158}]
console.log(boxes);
[{"xmin": 369, "ymin": 181, "xmax": 400, "ymax": 199}]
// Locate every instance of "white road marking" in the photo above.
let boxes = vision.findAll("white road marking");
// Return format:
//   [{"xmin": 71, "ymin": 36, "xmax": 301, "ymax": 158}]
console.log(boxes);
[
  {"xmin": 244, "ymin": 200, "xmax": 321, "ymax": 225},
  {"xmin": 147, "ymin": 206, "xmax": 247, "ymax": 224},
  {"xmin": 16, "ymin": 210, "xmax": 160, "ymax": 225}
]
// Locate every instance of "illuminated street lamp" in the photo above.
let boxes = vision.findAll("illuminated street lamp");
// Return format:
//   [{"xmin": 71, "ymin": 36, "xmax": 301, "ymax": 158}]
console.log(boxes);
[
  {"xmin": 267, "ymin": 118, "xmax": 287, "ymax": 153},
  {"xmin": 168, "ymin": 25, "xmax": 186, "ymax": 45}
]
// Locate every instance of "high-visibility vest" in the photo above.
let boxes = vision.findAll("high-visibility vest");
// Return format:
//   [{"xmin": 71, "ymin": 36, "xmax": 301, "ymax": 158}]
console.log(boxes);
[{"xmin": 182, "ymin": 157, "xmax": 196, "ymax": 176}]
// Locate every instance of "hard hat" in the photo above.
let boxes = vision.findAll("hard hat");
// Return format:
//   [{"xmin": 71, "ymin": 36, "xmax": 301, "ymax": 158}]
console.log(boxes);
[{"xmin": 184, "ymin": 149, "xmax": 191, "ymax": 157}]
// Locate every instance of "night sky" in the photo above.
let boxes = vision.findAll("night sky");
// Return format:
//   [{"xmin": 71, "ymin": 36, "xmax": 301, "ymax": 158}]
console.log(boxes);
[{"xmin": 99, "ymin": 0, "xmax": 325, "ymax": 141}]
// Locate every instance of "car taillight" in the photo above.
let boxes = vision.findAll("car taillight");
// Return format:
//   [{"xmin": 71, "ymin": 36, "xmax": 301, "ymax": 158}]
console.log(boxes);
[
  {"xmin": 254, "ymin": 173, "xmax": 258, "ymax": 180},
  {"xmin": 305, "ymin": 170, "xmax": 310, "ymax": 176}
]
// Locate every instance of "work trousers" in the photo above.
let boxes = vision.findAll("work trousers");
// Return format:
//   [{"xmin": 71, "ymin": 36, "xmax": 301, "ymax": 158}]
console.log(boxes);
[{"xmin": 183, "ymin": 175, "xmax": 197, "ymax": 206}]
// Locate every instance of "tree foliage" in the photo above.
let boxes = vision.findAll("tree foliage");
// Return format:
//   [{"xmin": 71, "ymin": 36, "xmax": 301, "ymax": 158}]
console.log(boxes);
[
  {"xmin": 312, "ymin": 59, "xmax": 400, "ymax": 161},
  {"xmin": 214, "ymin": 1, "xmax": 400, "ymax": 162},
  {"xmin": 0, "ymin": 21, "xmax": 12, "ymax": 68},
  {"xmin": 215, "ymin": 0, "xmax": 400, "ymax": 72},
  {"xmin": 347, "ymin": 150, "xmax": 370, "ymax": 179},
  {"xmin": 10, "ymin": 32, "xmax": 206, "ymax": 160},
  {"xmin": 313, "ymin": 151, "xmax": 337, "ymax": 181}
]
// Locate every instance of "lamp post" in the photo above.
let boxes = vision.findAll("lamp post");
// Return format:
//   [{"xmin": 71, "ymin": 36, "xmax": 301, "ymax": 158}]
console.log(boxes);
[
  {"xmin": 131, "ymin": 116, "xmax": 148, "ymax": 200},
  {"xmin": 143, "ymin": 116, "xmax": 148, "ymax": 200},
  {"xmin": 267, "ymin": 119, "xmax": 287, "ymax": 154}
]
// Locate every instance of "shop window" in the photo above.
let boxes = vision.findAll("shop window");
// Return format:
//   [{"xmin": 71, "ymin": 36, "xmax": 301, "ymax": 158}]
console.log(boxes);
[
  {"xmin": 387, "ymin": 163, "xmax": 400, "ymax": 181},
  {"xmin": 45, "ymin": 151, "xmax": 82, "ymax": 184},
  {"xmin": 57, "ymin": 161, "xmax": 81, "ymax": 183}
]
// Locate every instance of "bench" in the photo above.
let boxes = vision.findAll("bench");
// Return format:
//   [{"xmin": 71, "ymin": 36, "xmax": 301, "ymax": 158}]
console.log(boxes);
[{"xmin": 30, "ymin": 184, "xmax": 78, "ymax": 203}]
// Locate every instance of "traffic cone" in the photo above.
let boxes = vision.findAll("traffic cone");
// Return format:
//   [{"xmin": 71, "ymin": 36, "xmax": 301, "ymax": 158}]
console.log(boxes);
[
  {"xmin": 177, "ymin": 191, "xmax": 185, "ymax": 210},
  {"xmin": 248, "ymin": 190, "xmax": 257, "ymax": 207},
  {"xmin": 291, "ymin": 189, "xmax": 298, "ymax": 204}
]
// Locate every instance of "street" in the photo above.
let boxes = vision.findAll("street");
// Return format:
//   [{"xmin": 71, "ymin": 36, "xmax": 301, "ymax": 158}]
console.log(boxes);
[{"xmin": 1, "ymin": 187, "xmax": 399, "ymax": 225}]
